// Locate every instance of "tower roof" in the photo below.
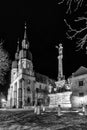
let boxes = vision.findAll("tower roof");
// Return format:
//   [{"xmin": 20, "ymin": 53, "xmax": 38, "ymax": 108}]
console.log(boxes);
[
  {"xmin": 15, "ymin": 39, "xmax": 19, "ymax": 60},
  {"xmin": 19, "ymin": 49, "xmax": 32, "ymax": 60},
  {"xmin": 22, "ymin": 22, "xmax": 29, "ymax": 49},
  {"xmin": 24, "ymin": 22, "xmax": 27, "ymax": 39},
  {"xmin": 19, "ymin": 22, "xmax": 32, "ymax": 60}
]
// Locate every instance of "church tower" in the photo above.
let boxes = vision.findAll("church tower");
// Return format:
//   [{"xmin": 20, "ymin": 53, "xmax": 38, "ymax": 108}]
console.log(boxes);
[
  {"xmin": 17, "ymin": 22, "xmax": 35, "ymax": 108},
  {"xmin": 8, "ymin": 22, "xmax": 35, "ymax": 109},
  {"xmin": 18, "ymin": 23, "xmax": 33, "ymax": 75}
]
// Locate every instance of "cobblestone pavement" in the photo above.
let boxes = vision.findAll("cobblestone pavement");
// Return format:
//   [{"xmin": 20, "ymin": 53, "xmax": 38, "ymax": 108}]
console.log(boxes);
[{"xmin": 0, "ymin": 109, "xmax": 87, "ymax": 130}]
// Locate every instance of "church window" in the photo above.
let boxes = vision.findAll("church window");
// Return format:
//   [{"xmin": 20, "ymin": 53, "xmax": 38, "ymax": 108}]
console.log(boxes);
[
  {"xmin": 13, "ymin": 72, "xmax": 16, "ymax": 75},
  {"xmin": 30, "ymin": 71, "xmax": 32, "ymax": 76},
  {"xmin": 27, "ymin": 63, "xmax": 30, "ymax": 68},
  {"xmin": 36, "ymin": 88, "xmax": 39, "ymax": 93},
  {"xmin": 28, "ymin": 79, "xmax": 30, "ymax": 84},
  {"xmin": 27, "ymin": 87, "xmax": 30, "ymax": 92},
  {"xmin": 79, "ymin": 92, "xmax": 84, "ymax": 97},
  {"xmin": 79, "ymin": 81, "xmax": 83, "ymax": 86},
  {"xmin": 22, "ymin": 61, "xmax": 26, "ymax": 68},
  {"xmin": 18, "ymin": 88, "xmax": 22, "ymax": 98},
  {"xmin": 19, "ymin": 61, "xmax": 22, "ymax": 69},
  {"xmin": 27, "ymin": 97, "xmax": 30, "ymax": 104},
  {"xmin": 19, "ymin": 79, "xmax": 22, "ymax": 87},
  {"xmin": 39, "ymin": 85, "xmax": 41, "ymax": 89}
]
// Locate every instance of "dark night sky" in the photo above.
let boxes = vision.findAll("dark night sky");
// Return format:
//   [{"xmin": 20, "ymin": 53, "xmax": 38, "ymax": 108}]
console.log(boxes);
[{"xmin": 0, "ymin": 1, "xmax": 86, "ymax": 94}]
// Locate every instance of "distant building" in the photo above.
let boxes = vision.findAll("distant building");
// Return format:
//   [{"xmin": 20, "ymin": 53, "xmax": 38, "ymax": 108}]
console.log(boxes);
[
  {"xmin": 0, "ymin": 93, "xmax": 6, "ymax": 108},
  {"xmin": 69, "ymin": 66, "xmax": 87, "ymax": 108},
  {"xmin": 7, "ymin": 23, "xmax": 53, "ymax": 108}
]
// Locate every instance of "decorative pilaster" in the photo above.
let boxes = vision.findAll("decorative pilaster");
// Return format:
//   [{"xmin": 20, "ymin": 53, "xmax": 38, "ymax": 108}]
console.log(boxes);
[
  {"xmin": 17, "ymin": 79, "xmax": 22, "ymax": 108},
  {"xmin": 10, "ymin": 86, "xmax": 13, "ymax": 108},
  {"xmin": 22, "ymin": 78, "xmax": 25, "ymax": 108},
  {"xmin": 14, "ymin": 82, "xmax": 17, "ymax": 108}
]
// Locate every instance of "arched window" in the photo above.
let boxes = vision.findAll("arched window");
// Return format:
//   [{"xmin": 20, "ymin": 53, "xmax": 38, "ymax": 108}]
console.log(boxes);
[
  {"xmin": 18, "ymin": 88, "xmax": 22, "ymax": 98},
  {"xmin": 27, "ymin": 87, "xmax": 30, "ymax": 92},
  {"xmin": 39, "ymin": 85, "xmax": 41, "ymax": 89},
  {"xmin": 36, "ymin": 88, "xmax": 39, "ymax": 93},
  {"xmin": 27, "ymin": 97, "xmax": 30, "ymax": 104}
]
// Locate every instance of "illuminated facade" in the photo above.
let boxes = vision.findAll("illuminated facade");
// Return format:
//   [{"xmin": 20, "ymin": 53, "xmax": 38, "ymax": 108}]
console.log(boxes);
[
  {"xmin": 69, "ymin": 66, "xmax": 87, "ymax": 108},
  {"xmin": 7, "ymin": 23, "xmax": 52, "ymax": 108},
  {"xmin": 7, "ymin": 24, "xmax": 72, "ymax": 109}
]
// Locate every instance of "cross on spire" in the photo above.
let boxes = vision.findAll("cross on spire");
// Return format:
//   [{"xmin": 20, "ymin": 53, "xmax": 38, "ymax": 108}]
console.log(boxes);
[
  {"xmin": 24, "ymin": 22, "xmax": 27, "ymax": 39},
  {"xmin": 17, "ymin": 38, "xmax": 19, "ymax": 53}
]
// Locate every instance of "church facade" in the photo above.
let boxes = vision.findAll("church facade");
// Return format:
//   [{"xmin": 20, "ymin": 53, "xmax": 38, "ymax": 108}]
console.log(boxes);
[{"xmin": 7, "ymin": 23, "xmax": 53, "ymax": 108}]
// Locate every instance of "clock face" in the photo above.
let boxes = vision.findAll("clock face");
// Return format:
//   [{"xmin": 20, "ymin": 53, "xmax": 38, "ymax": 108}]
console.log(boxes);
[{"xmin": 13, "ymin": 71, "xmax": 16, "ymax": 75}]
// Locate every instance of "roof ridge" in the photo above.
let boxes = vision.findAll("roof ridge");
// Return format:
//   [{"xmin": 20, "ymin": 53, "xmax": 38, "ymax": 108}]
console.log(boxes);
[{"xmin": 73, "ymin": 66, "xmax": 87, "ymax": 77}]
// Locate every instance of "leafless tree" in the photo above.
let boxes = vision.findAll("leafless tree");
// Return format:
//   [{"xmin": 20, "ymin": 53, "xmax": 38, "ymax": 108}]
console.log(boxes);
[
  {"xmin": 58, "ymin": 0, "xmax": 87, "ymax": 52},
  {"xmin": 0, "ymin": 42, "xmax": 10, "ymax": 85},
  {"xmin": 58, "ymin": 0, "xmax": 84, "ymax": 14}
]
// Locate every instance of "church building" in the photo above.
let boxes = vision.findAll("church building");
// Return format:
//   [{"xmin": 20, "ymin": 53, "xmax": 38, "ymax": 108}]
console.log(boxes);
[{"xmin": 7, "ymin": 23, "xmax": 53, "ymax": 108}]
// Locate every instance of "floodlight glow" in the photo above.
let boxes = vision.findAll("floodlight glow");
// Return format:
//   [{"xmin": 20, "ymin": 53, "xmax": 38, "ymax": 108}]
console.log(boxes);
[{"xmin": 1, "ymin": 98, "xmax": 6, "ymax": 102}]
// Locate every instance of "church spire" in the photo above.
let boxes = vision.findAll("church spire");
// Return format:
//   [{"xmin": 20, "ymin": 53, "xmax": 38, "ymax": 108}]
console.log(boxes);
[
  {"xmin": 24, "ymin": 22, "xmax": 27, "ymax": 39},
  {"xmin": 15, "ymin": 39, "xmax": 20, "ymax": 60},
  {"xmin": 22, "ymin": 22, "xmax": 29, "ymax": 49},
  {"xmin": 17, "ymin": 38, "xmax": 19, "ymax": 53}
]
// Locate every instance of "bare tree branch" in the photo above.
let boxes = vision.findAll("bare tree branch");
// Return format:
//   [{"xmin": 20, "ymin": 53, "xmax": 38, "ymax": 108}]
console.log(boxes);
[
  {"xmin": 74, "ymin": 0, "xmax": 83, "ymax": 11},
  {"xmin": 58, "ymin": 0, "xmax": 84, "ymax": 13},
  {"xmin": 76, "ymin": 35, "xmax": 87, "ymax": 51},
  {"xmin": 58, "ymin": 0, "xmax": 87, "ymax": 52},
  {"xmin": 64, "ymin": 18, "xmax": 87, "ymax": 50},
  {"xmin": 74, "ymin": 17, "xmax": 87, "ymax": 22},
  {"xmin": 58, "ymin": 0, "xmax": 65, "ymax": 4},
  {"xmin": 66, "ymin": 0, "xmax": 72, "ymax": 14}
]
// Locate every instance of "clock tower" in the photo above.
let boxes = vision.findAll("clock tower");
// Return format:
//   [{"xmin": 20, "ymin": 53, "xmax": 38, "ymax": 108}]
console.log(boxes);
[{"xmin": 18, "ymin": 22, "xmax": 34, "ymax": 76}]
